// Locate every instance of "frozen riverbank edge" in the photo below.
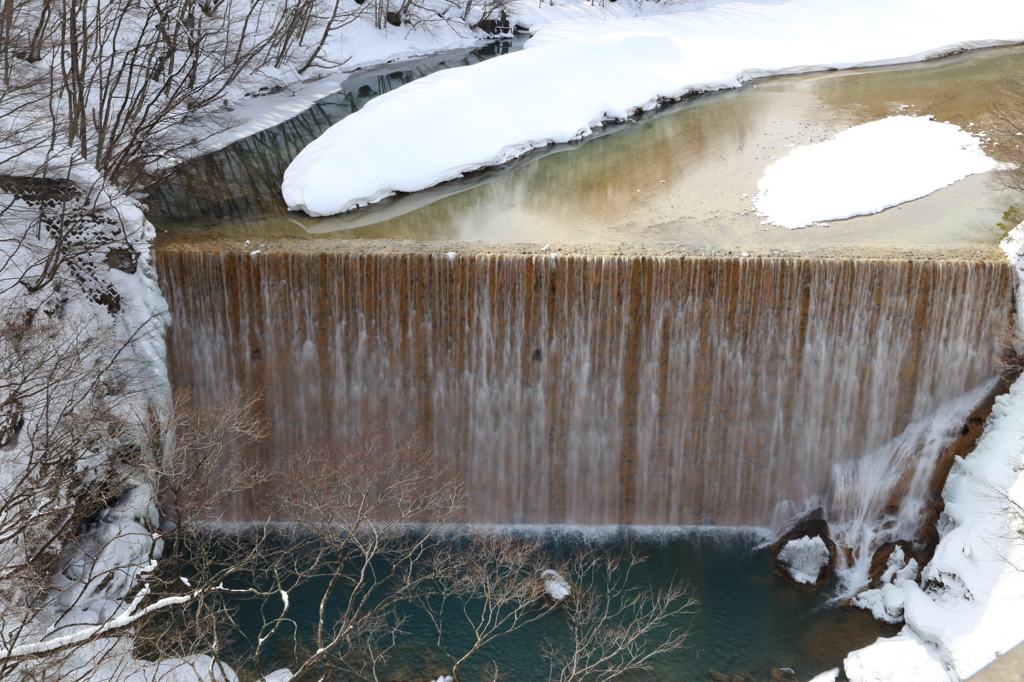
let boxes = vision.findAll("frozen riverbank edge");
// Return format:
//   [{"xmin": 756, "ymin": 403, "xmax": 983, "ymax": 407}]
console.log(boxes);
[
  {"xmin": 194, "ymin": 0, "xmax": 701, "ymax": 155},
  {"xmin": 282, "ymin": 0, "xmax": 1024, "ymax": 217}
]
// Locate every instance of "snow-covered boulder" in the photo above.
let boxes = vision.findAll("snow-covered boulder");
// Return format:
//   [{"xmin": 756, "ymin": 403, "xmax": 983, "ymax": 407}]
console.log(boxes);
[
  {"xmin": 778, "ymin": 536, "xmax": 831, "ymax": 586},
  {"xmin": 541, "ymin": 569, "xmax": 572, "ymax": 601},
  {"xmin": 769, "ymin": 508, "xmax": 837, "ymax": 589}
]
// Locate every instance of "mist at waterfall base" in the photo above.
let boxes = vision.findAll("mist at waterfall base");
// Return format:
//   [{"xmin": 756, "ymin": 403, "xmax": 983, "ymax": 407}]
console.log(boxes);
[
  {"xmin": 199, "ymin": 384, "xmax": 988, "ymax": 681},
  {"xmin": 206, "ymin": 527, "xmax": 896, "ymax": 682}
]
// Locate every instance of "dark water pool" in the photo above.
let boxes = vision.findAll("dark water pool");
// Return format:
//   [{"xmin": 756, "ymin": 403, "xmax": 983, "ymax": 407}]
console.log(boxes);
[{"xmin": 210, "ymin": 527, "xmax": 895, "ymax": 682}]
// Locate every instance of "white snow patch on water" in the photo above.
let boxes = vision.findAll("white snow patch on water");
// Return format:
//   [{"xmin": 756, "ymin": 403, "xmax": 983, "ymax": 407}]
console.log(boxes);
[
  {"xmin": 777, "ymin": 535, "xmax": 829, "ymax": 585},
  {"xmin": 283, "ymin": 0, "xmax": 1024, "ymax": 217},
  {"xmin": 754, "ymin": 116, "xmax": 1003, "ymax": 229}
]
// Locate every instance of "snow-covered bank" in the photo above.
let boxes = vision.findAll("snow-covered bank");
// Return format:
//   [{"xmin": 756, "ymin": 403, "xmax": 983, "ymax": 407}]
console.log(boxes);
[
  {"xmin": 282, "ymin": 0, "xmax": 1024, "ymax": 217},
  {"xmin": 753, "ymin": 116, "xmax": 1004, "ymax": 229},
  {"xmin": 196, "ymin": 0, "xmax": 703, "ymax": 155},
  {"xmin": 195, "ymin": 25, "xmax": 484, "ymax": 154},
  {"xmin": 833, "ymin": 224, "xmax": 1024, "ymax": 682},
  {"xmin": 0, "ymin": 147, "xmax": 183, "ymax": 679}
]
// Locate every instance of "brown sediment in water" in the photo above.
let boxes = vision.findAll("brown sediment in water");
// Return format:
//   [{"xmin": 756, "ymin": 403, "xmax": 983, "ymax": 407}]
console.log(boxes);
[
  {"xmin": 156, "ymin": 247, "xmax": 1012, "ymax": 525},
  {"xmin": 799, "ymin": 605, "xmax": 902, "ymax": 668}
]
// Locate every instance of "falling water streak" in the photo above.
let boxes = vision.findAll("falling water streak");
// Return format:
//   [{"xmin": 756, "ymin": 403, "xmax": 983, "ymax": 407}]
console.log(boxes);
[
  {"xmin": 828, "ymin": 380, "xmax": 998, "ymax": 587},
  {"xmin": 157, "ymin": 252, "xmax": 1011, "ymax": 526}
]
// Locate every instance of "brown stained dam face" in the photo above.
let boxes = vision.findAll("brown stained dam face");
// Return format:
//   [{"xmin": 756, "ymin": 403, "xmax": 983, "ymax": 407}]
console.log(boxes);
[{"xmin": 157, "ymin": 250, "xmax": 1013, "ymax": 526}]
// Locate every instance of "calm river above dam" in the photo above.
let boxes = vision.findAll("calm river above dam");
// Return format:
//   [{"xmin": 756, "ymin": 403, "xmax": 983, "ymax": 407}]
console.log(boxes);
[{"xmin": 151, "ymin": 44, "xmax": 1022, "ymax": 250}]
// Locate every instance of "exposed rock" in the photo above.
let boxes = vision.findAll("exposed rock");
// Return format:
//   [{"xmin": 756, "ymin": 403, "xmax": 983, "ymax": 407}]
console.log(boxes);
[
  {"xmin": 385, "ymin": 10, "xmax": 401, "ymax": 25},
  {"xmin": 475, "ymin": 9, "xmax": 511, "ymax": 35},
  {"xmin": 771, "ymin": 668, "xmax": 798, "ymax": 682},
  {"xmin": 915, "ymin": 369, "xmax": 1018, "ymax": 566},
  {"xmin": 105, "ymin": 247, "xmax": 138, "ymax": 274},
  {"xmin": 0, "ymin": 402, "xmax": 23, "ymax": 448},
  {"xmin": 709, "ymin": 672, "xmax": 731, "ymax": 682},
  {"xmin": 769, "ymin": 508, "xmax": 837, "ymax": 590},
  {"xmin": 770, "ymin": 508, "xmax": 830, "ymax": 550},
  {"xmin": 838, "ymin": 544, "xmax": 855, "ymax": 568},
  {"xmin": 0, "ymin": 174, "xmax": 81, "ymax": 202},
  {"xmin": 867, "ymin": 540, "xmax": 917, "ymax": 589}
]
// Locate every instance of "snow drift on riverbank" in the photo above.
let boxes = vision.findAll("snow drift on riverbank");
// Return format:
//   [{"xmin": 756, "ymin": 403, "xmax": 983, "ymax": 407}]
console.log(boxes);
[
  {"xmin": 0, "ymin": 146, "xmax": 178, "ymax": 680},
  {"xmin": 199, "ymin": 0, "xmax": 703, "ymax": 153},
  {"xmin": 753, "ymin": 116, "xmax": 1002, "ymax": 229},
  {"xmin": 282, "ymin": 0, "xmax": 1024, "ymax": 217}
]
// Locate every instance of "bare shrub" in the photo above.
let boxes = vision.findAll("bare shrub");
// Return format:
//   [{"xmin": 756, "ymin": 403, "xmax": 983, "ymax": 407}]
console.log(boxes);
[
  {"xmin": 989, "ymin": 49, "xmax": 1024, "ymax": 197},
  {"xmin": 417, "ymin": 533, "xmax": 555, "ymax": 681},
  {"xmin": 545, "ymin": 547, "xmax": 697, "ymax": 682}
]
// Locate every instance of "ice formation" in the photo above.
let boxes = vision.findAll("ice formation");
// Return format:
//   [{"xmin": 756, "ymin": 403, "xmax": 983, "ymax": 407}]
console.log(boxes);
[
  {"xmin": 838, "ymin": 223, "xmax": 1024, "ymax": 680},
  {"xmin": 777, "ymin": 536, "xmax": 830, "ymax": 585},
  {"xmin": 852, "ymin": 547, "xmax": 920, "ymax": 624}
]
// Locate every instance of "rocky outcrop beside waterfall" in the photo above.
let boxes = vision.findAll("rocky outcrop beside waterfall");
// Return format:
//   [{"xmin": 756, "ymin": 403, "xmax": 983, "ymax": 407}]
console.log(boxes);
[
  {"xmin": 0, "ymin": 150, "xmax": 174, "ymax": 681},
  {"xmin": 830, "ymin": 224, "xmax": 1024, "ymax": 681}
]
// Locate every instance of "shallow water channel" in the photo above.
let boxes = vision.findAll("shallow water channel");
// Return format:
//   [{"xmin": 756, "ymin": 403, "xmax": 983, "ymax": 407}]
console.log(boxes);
[{"xmin": 150, "ymin": 43, "xmax": 1022, "ymax": 251}]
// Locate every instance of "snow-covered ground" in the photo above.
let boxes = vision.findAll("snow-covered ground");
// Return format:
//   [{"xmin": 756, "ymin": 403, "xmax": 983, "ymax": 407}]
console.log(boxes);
[
  {"xmin": 195, "ymin": 23, "xmax": 483, "ymax": 154},
  {"xmin": 282, "ymin": 0, "xmax": 1024, "ymax": 217},
  {"xmin": 0, "ymin": 145, "xmax": 180, "ymax": 680},
  {"xmin": 199, "ymin": 0, "xmax": 703, "ymax": 154},
  {"xmin": 753, "ymin": 116, "xmax": 1004, "ymax": 229},
  {"xmin": 6, "ymin": 0, "xmax": 1024, "ymax": 678}
]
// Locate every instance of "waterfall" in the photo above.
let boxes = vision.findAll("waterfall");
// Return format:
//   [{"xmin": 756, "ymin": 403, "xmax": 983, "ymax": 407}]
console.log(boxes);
[
  {"xmin": 826, "ymin": 379, "xmax": 998, "ymax": 573},
  {"xmin": 157, "ymin": 251, "xmax": 1011, "ymax": 526}
]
